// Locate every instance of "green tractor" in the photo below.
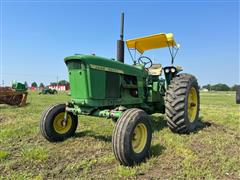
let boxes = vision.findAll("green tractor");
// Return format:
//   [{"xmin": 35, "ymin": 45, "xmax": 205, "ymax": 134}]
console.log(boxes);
[
  {"xmin": 40, "ymin": 13, "xmax": 200, "ymax": 166},
  {"xmin": 39, "ymin": 87, "xmax": 58, "ymax": 95}
]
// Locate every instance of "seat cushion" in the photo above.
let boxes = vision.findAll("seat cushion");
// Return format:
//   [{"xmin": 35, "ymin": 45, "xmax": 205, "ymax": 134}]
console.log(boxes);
[{"xmin": 148, "ymin": 64, "xmax": 162, "ymax": 76}]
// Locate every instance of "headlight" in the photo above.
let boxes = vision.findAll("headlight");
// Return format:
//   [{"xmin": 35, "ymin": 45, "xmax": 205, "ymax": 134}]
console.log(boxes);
[
  {"xmin": 165, "ymin": 68, "xmax": 170, "ymax": 73},
  {"xmin": 171, "ymin": 68, "xmax": 176, "ymax": 73}
]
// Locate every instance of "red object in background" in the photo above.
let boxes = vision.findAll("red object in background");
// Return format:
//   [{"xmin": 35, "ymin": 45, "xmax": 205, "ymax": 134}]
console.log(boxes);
[
  {"xmin": 30, "ymin": 87, "xmax": 37, "ymax": 91},
  {"xmin": 48, "ymin": 85, "xmax": 70, "ymax": 91}
]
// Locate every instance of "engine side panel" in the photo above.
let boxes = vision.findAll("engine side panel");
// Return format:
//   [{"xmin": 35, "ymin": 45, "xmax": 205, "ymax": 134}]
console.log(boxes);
[{"xmin": 65, "ymin": 55, "xmax": 146, "ymax": 108}]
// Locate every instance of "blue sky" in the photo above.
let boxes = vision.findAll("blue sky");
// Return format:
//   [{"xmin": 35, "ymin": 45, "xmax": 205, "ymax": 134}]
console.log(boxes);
[{"xmin": 0, "ymin": 1, "xmax": 239, "ymax": 86}]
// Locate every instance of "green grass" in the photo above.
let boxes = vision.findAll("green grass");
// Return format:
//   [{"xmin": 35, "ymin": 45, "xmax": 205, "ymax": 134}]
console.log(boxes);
[{"xmin": 0, "ymin": 91, "xmax": 239, "ymax": 179}]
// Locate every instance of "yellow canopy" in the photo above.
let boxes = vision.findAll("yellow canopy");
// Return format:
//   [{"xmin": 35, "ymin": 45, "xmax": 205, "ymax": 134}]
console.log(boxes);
[{"xmin": 126, "ymin": 33, "xmax": 178, "ymax": 54}]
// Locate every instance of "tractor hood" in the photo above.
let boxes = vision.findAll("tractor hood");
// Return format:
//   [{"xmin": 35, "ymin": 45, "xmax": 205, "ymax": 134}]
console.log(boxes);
[{"xmin": 64, "ymin": 54, "xmax": 145, "ymax": 76}]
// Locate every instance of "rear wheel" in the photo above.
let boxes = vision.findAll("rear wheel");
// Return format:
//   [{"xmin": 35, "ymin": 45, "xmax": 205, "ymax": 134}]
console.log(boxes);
[
  {"xmin": 112, "ymin": 108, "xmax": 152, "ymax": 166},
  {"xmin": 40, "ymin": 104, "xmax": 78, "ymax": 142},
  {"xmin": 165, "ymin": 73, "xmax": 200, "ymax": 134}
]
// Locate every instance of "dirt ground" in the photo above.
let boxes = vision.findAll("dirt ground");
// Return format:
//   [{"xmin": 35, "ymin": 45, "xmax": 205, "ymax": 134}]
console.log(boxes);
[{"xmin": 0, "ymin": 91, "xmax": 239, "ymax": 179}]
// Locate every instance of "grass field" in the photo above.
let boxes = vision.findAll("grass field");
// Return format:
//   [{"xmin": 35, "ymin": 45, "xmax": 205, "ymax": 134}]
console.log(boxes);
[{"xmin": 0, "ymin": 91, "xmax": 239, "ymax": 179}]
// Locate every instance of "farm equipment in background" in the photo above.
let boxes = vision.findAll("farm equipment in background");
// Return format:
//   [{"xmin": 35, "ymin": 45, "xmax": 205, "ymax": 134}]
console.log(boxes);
[
  {"xmin": 39, "ymin": 87, "xmax": 58, "ymax": 95},
  {"xmin": 0, "ymin": 82, "xmax": 28, "ymax": 106},
  {"xmin": 40, "ymin": 13, "xmax": 200, "ymax": 166},
  {"xmin": 236, "ymin": 85, "xmax": 240, "ymax": 104}
]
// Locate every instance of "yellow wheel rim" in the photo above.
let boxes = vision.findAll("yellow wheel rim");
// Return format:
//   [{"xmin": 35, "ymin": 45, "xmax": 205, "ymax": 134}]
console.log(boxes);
[
  {"xmin": 53, "ymin": 112, "xmax": 72, "ymax": 134},
  {"xmin": 132, "ymin": 123, "xmax": 148, "ymax": 153},
  {"xmin": 187, "ymin": 87, "xmax": 198, "ymax": 122}
]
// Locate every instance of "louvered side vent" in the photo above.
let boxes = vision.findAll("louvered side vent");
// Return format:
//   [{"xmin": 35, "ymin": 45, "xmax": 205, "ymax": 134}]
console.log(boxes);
[{"xmin": 106, "ymin": 72, "xmax": 120, "ymax": 98}]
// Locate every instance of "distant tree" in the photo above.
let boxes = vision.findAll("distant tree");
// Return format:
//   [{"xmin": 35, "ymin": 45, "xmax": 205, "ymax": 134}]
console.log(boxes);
[
  {"xmin": 58, "ymin": 80, "xmax": 69, "ymax": 86},
  {"xmin": 202, "ymin": 84, "xmax": 211, "ymax": 91},
  {"xmin": 231, "ymin": 84, "xmax": 239, "ymax": 91},
  {"xmin": 39, "ymin": 83, "xmax": 45, "ymax": 88},
  {"xmin": 24, "ymin": 81, "xmax": 28, "ymax": 88},
  {"xmin": 50, "ymin": 82, "xmax": 57, "ymax": 86},
  {"xmin": 202, "ymin": 84, "xmax": 231, "ymax": 91},
  {"xmin": 51, "ymin": 80, "xmax": 69, "ymax": 86},
  {"xmin": 31, "ymin": 82, "xmax": 38, "ymax": 88},
  {"xmin": 211, "ymin": 83, "xmax": 230, "ymax": 91}
]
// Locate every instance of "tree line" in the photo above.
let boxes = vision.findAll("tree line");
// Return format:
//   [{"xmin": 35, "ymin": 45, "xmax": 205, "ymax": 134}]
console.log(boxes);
[
  {"xmin": 24, "ymin": 80, "xmax": 69, "ymax": 88},
  {"xmin": 202, "ymin": 84, "xmax": 239, "ymax": 91},
  {"xmin": 24, "ymin": 81, "xmax": 238, "ymax": 91}
]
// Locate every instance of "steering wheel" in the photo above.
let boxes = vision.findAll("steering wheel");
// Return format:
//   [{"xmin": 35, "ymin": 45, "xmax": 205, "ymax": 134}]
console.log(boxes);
[{"xmin": 138, "ymin": 56, "xmax": 153, "ymax": 69}]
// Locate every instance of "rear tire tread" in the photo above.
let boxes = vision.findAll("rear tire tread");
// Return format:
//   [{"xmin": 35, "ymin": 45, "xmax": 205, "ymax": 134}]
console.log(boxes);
[{"xmin": 165, "ymin": 73, "xmax": 200, "ymax": 134}]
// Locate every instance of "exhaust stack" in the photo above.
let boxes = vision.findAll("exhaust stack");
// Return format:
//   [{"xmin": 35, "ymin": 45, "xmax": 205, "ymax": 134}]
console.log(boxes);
[{"xmin": 117, "ymin": 12, "xmax": 124, "ymax": 63}]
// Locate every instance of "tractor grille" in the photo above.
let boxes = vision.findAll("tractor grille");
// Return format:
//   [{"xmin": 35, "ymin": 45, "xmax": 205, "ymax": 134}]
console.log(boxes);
[
  {"xmin": 66, "ymin": 60, "xmax": 82, "ymax": 70},
  {"xmin": 106, "ymin": 72, "xmax": 120, "ymax": 98}
]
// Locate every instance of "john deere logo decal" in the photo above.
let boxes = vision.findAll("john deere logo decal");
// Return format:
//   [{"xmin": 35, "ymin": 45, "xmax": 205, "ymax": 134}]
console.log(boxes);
[{"xmin": 89, "ymin": 64, "xmax": 124, "ymax": 74}]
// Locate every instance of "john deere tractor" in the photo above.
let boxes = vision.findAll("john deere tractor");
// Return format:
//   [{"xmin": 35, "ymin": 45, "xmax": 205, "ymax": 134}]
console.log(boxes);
[
  {"xmin": 40, "ymin": 13, "xmax": 200, "ymax": 166},
  {"xmin": 39, "ymin": 87, "xmax": 58, "ymax": 95}
]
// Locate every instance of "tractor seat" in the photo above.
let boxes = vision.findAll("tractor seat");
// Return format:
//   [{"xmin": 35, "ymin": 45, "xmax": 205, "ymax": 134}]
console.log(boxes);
[{"xmin": 148, "ymin": 64, "xmax": 162, "ymax": 76}]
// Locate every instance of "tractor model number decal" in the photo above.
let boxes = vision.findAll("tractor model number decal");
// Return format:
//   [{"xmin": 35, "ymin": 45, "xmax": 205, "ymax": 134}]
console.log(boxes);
[{"xmin": 89, "ymin": 64, "xmax": 124, "ymax": 74}]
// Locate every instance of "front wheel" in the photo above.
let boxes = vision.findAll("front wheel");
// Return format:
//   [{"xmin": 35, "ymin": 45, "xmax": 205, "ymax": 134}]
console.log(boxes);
[
  {"xmin": 40, "ymin": 104, "xmax": 78, "ymax": 142},
  {"xmin": 112, "ymin": 108, "xmax": 152, "ymax": 166}
]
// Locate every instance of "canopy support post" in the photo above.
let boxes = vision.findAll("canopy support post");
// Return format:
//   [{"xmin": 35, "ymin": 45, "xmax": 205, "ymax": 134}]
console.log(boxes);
[
  {"xmin": 167, "ymin": 41, "xmax": 179, "ymax": 65},
  {"xmin": 127, "ymin": 48, "xmax": 136, "ymax": 64}
]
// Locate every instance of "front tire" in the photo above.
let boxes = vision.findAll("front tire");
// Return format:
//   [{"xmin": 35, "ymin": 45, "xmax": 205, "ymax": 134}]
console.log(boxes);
[
  {"xmin": 40, "ymin": 104, "xmax": 78, "ymax": 142},
  {"xmin": 165, "ymin": 73, "xmax": 200, "ymax": 134},
  {"xmin": 112, "ymin": 108, "xmax": 152, "ymax": 166}
]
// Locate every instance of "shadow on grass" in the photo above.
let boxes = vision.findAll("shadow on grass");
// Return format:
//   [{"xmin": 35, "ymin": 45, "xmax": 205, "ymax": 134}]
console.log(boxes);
[
  {"xmin": 151, "ymin": 115, "xmax": 168, "ymax": 132},
  {"xmin": 189, "ymin": 117, "xmax": 212, "ymax": 133},
  {"xmin": 74, "ymin": 124, "xmax": 166, "ymax": 159},
  {"xmin": 150, "ymin": 143, "xmax": 165, "ymax": 157},
  {"xmin": 75, "ymin": 130, "xmax": 112, "ymax": 142},
  {"xmin": 151, "ymin": 114, "xmax": 212, "ymax": 134},
  {"xmin": 74, "ymin": 115, "xmax": 169, "ymax": 143}
]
